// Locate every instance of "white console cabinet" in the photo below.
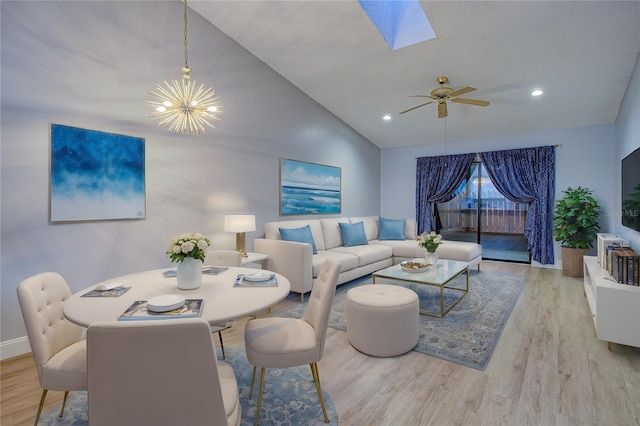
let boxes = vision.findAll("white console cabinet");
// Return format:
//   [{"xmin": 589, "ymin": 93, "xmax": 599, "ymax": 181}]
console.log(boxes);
[{"xmin": 583, "ymin": 256, "xmax": 640, "ymax": 349}]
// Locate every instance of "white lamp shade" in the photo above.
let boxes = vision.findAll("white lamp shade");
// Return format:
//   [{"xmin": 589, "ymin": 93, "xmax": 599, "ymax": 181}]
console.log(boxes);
[{"xmin": 224, "ymin": 215, "xmax": 256, "ymax": 233}]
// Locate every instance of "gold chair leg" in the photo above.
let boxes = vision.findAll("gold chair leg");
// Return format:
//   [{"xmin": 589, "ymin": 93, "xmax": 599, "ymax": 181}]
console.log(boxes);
[
  {"xmin": 310, "ymin": 363, "xmax": 330, "ymax": 423},
  {"xmin": 249, "ymin": 365, "xmax": 257, "ymax": 399},
  {"xmin": 255, "ymin": 367, "xmax": 266, "ymax": 426},
  {"xmin": 58, "ymin": 391, "xmax": 70, "ymax": 417},
  {"xmin": 34, "ymin": 389, "xmax": 47, "ymax": 426}
]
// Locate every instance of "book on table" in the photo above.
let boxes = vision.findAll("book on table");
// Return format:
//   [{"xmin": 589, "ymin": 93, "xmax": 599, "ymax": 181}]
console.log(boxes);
[{"xmin": 118, "ymin": 299, "xmax": 204, "ymax": 321}]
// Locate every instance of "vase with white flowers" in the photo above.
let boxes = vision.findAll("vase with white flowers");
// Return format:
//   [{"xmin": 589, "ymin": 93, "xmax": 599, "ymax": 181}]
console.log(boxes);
[
  {"xmin": 167, "ymin": 233, "xmax": 211, "ymax": 289},
  {"xmin": 417, "ymin": 231, "xmax": 443, "ymax": 266}
]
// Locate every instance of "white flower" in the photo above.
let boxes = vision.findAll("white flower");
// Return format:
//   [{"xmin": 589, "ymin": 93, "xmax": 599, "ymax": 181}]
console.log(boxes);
[
  {"xmin": 181, "ymin": 241, "xmax": 195, "ymax": 254},
  {"xmin": 417, "ymin": 231, "xmax": 444, "ymax": 253},
  {"xmin": 166, "ymin": 232, "xmax": 212, "ymax": 263}
]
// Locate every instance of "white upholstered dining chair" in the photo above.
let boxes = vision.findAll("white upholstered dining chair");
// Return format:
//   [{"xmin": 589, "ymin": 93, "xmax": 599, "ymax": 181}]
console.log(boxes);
[
  {"xmin": 86, "ymin": 318, "xmax": 241, "ymax": 426},
  {"xmin": 207, "ymin": 249, "xmax": 243, "ymax": 358},
  {"xmin": 244, "ymin": 259, "xmax": 340, "ymax": 425},
  {"xmin": 17, "ymin": 272, "xmax": 87, "ymax": 426},
  {"xmin": 207, "ymin": 249, "xmax": 243, "ymax": 267}
]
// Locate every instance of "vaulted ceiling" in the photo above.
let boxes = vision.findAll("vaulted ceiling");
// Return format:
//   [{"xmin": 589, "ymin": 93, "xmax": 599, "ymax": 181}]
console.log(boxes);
[{"xmin": 190, "ymin": 1, "xmax": 640, "ymax": 149}]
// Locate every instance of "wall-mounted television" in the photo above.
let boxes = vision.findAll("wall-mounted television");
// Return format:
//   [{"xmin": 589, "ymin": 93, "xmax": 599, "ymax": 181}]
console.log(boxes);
[{"xmin": 621, "ymin": 147, "xmax": 640, "ymax": 232}]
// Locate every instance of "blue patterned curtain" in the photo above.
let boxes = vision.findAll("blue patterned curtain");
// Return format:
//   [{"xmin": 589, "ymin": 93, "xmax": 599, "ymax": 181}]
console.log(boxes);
[
  {"xmin": 479, "ymin": 146, "xmax": 555, "ymax": 264},
  {"xmin": 416, "ymin": 153, "xmax": 475, "ymax": 234}
]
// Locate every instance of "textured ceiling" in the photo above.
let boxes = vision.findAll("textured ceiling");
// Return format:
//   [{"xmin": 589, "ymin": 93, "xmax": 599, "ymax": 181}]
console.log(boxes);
[{"xmin": 190, "ymin": 0, "xmax": 640, "ymax": 149}]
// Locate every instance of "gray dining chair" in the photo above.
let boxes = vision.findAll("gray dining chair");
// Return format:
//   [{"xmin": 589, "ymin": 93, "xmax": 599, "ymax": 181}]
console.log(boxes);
[
  {"xmin": 17, "ymin": 272, "xmax": 87, "ymax": 426},
  {"xmin": 87, "ymin": 318, "xmax": 241, "ymax": 426},
  {"xmin": 207, "ymin": 249, "xmax": 243, "ymax": 358},
  {"xmin": 244, "ymin": 259, "xmax": 340, "ymax": 425}
]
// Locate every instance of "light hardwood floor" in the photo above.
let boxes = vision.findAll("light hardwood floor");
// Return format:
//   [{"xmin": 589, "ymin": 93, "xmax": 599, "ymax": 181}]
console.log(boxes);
[{"xmin": 2, "ymin": 261, "xmax": 639, "ymax": 425}]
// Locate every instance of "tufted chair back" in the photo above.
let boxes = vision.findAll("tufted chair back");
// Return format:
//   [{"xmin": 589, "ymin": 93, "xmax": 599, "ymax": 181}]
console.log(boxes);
[
  {"xmin": 17, "ymin": 272, "xmax": 87, "ymax": 424},
  {"xmin": 17, "ymin": 272, "xmax": 83, "ymax": 384},
  {"xmin": 302, "ymin": 259, "xmax": 341, "ymax": 359},
  {"xmin": 207, "ymin": 249, "xmax": 242, "ymax": 266}
]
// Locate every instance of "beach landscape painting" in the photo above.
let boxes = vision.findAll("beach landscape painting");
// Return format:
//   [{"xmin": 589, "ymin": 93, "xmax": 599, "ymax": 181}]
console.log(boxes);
[
  {"xmin": 280, "ymin": 159, "xmax": 341, "ymax": 215},
  {"xmin": 50, "ymin": 124, "xmax": 145, "ymax": 222}
]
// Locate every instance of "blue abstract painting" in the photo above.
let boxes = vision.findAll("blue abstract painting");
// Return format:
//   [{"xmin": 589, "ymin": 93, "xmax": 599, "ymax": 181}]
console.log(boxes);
[
  {"xmin": 280, "ymin": 159, "xmax": 341, "ymax": 215},
  {"xmin": 50, "ymin": 124, "xmax": 145, "ymax": 222}
]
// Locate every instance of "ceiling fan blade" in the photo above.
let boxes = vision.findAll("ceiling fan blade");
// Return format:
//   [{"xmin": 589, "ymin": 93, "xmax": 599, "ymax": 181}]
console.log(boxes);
[
  {"xmin": 447, "ymin": 86, "xmax": 476, "ymax": 98},
  {"xmin": 451, "ymin": 98, "xmax": 490, "ymax": 107},
  {"xmin": 409, "ymin": 95, "xmax": 435, "ymax": 98},
  {"xmin": 399, "ymin": 101, "xmax": 434, "ymax": 114},
  {"xmin": 438, "ymin": 102, "xmax": 448, "ymax": 119}
]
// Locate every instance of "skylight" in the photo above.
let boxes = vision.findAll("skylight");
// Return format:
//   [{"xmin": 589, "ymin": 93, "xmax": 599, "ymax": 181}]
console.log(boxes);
[{"xmin": 358, "ymin": 0, "xmax": 436, "ymax": 50}]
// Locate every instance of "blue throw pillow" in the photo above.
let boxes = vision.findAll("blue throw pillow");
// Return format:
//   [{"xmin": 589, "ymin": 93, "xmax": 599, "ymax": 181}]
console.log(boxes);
[
  {"xmin": 279, "ymin": 225, "xmax": 318, "ymax": 254},
  {"xmin": 379, "ymin": 217, "xmax": 406, "ymax": 240},
  {"xmin": 339, "ymin": 221, "xmax": 369, "ymax": 247}
]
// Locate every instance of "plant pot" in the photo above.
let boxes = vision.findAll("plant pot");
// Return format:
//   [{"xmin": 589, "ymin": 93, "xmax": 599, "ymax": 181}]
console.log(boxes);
[
  {"xmin": 177, "ymin": 258, "xmax": 203, "ymax": 289},
  {"xmin": 424, "ymin": 251, "xmax": 438, "ymax": 267},
  {"xmin": 561, "ymin": 246, "xmax": 587, "ymax": 278}
]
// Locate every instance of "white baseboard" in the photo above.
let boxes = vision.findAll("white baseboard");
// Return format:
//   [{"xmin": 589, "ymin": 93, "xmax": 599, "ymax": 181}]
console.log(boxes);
[{"xmin": 1, "ymin": 336, "xmax": 31, "ymax": 360}]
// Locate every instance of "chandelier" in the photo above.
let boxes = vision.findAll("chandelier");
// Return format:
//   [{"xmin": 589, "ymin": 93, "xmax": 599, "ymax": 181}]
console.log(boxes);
[{"xmin": 146, "ymin": 0, "xmax": 223, "ymax": 135}]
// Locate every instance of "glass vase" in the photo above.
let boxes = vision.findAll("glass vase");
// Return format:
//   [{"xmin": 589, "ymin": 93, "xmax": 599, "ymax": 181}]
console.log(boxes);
[
  {"xmin": 424, "ymin": 251, "xmax": 438, "ymax": 266},
  {"xmin": 177, "ymin": 257, "xmax": 202, "ymax": 290}
]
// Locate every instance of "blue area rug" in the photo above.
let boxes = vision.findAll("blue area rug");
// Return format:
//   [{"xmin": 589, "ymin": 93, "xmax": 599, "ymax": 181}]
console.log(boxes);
[
  {"xmin": 39, "ymin": 347, "xmax": 338, "ymax": 425},
  {"xmin": 276, "ymin": 270, "xmax": 527, "ymax": 370}
]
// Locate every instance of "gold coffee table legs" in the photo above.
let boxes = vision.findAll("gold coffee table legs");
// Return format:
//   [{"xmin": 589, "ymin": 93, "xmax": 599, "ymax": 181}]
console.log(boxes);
[{"xmin": 429, "ymin": 267, "xmax": 469, "ymax": 318}]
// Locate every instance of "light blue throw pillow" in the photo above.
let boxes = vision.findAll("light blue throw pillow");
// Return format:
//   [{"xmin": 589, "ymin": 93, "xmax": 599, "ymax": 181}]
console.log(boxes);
[
  {"xmin": 379, "ymin": 217, "xmax": 406, "ymax": 240},
  {"xmin": 339, "ymin": 221, "xmax": 369, "ymax": 247},
  {"xmin": 279, "ymin": 225, "xmax": 318, "ymax": 254}
]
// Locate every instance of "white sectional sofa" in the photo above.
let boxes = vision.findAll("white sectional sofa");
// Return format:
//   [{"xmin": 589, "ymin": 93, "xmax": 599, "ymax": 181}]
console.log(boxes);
[{"xmin": 254, "ymin": 216, "xmax": 482, "ymax": 300}]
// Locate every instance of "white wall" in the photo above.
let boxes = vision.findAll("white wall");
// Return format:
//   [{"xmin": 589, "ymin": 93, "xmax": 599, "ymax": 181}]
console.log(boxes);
[
  {"xmin": 380, "ymin": 53, "xmax": 640, "ymax": 264},
  {"xmin": 0, "ymin": 2, "xmax": 380, "ymax": 357},
  {"xmin": 615, "ymin": 54, "xmax": 640, "ymax": 248},
  {"xmin": 380, "ymin": 124, "xmax": 617, "ymax": 267}
]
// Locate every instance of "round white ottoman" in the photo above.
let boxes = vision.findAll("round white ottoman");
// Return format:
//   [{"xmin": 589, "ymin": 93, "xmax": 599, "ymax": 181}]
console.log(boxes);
[{"xmin": 346, "ymin": 284, "xmax": 419, "ymax": 357}]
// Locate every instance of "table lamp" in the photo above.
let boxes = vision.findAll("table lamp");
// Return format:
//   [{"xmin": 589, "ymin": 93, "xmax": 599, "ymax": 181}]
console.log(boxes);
[{"xmin": 224, "ymin": 215, "xmax": 256, "ymax": 257}]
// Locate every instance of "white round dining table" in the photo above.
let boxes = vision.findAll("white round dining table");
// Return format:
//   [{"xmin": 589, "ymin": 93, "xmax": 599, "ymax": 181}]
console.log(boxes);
[{"xmin": 63, "ymin": 267, "xmax": 291, "ymax": 327}]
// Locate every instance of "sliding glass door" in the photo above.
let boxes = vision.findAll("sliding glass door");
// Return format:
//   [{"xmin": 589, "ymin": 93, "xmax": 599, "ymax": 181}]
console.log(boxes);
[{"xmin": 437, "ymin": 161, "xmax": 530, "ymax": 263}]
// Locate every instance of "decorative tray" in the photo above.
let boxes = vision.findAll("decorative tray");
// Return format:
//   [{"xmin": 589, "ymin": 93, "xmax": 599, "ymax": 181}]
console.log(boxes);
[{"xmin": 400, "ymin": 260, "xmax": 431, "ymax": 273}]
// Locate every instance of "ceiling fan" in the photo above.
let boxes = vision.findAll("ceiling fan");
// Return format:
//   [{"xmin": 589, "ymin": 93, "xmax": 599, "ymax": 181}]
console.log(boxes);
[{"xmin": 399, "ymin": 76, "xmax": 490, "ymax": 118}]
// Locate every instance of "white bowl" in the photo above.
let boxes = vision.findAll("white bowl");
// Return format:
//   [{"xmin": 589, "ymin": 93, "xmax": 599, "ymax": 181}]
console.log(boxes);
[
  {"xmin": 244, "ymin": 273, "xmax": 272, "ymax": 282},
  {"xmin": 400, "ymin": 261, "xmax": 430, "ymax": 273},
  {"xmin": 147, "ymin": 294, "xmax": 186, "ymax": 313}
]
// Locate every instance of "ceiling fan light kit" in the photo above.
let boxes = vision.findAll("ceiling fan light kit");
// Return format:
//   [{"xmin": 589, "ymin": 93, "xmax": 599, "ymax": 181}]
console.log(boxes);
[{"xmin": 400, "ymin": 76, "xmax": 490, "ymax": 118}]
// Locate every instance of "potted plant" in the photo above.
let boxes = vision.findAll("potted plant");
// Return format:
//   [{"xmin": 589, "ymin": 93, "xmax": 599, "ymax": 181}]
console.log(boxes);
[
  {"xmin": 417, "ymin": 231, "xmax": 443, "ymax": 266},
  {"xmin": 167, "ymin": 233, "xmax": 211, "ymax": 289},
  {"xmin": 553, "ymin": 186, "xmax": 600, "ymax": 277}
]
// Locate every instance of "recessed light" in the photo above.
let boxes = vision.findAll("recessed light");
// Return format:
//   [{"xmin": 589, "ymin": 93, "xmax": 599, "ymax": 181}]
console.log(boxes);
[
  {"xmin": 382, "ymin": 115, "xmax": 392, "ymax": 121},
  {"xmin": 530, "ymin": 89, "xmax": 544, "ymax": 97}
]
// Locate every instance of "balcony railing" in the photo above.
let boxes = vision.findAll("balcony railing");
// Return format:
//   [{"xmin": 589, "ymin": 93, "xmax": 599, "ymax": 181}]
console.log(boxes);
[{"xmin": 438, "ymin": 198, "xmax": 528, "ymax": 234}]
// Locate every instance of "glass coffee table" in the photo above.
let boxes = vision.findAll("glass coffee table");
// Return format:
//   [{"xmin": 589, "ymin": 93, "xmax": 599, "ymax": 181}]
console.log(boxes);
[{"xmin": 372, "ymin": 259, "xmax": 470, "ymax": 318}]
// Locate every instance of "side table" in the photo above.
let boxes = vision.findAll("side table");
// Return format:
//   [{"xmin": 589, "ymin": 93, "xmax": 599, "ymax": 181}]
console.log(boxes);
[{"xmin": 242, "ymin": 252, "xmax": 269, "ymax": 269}]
